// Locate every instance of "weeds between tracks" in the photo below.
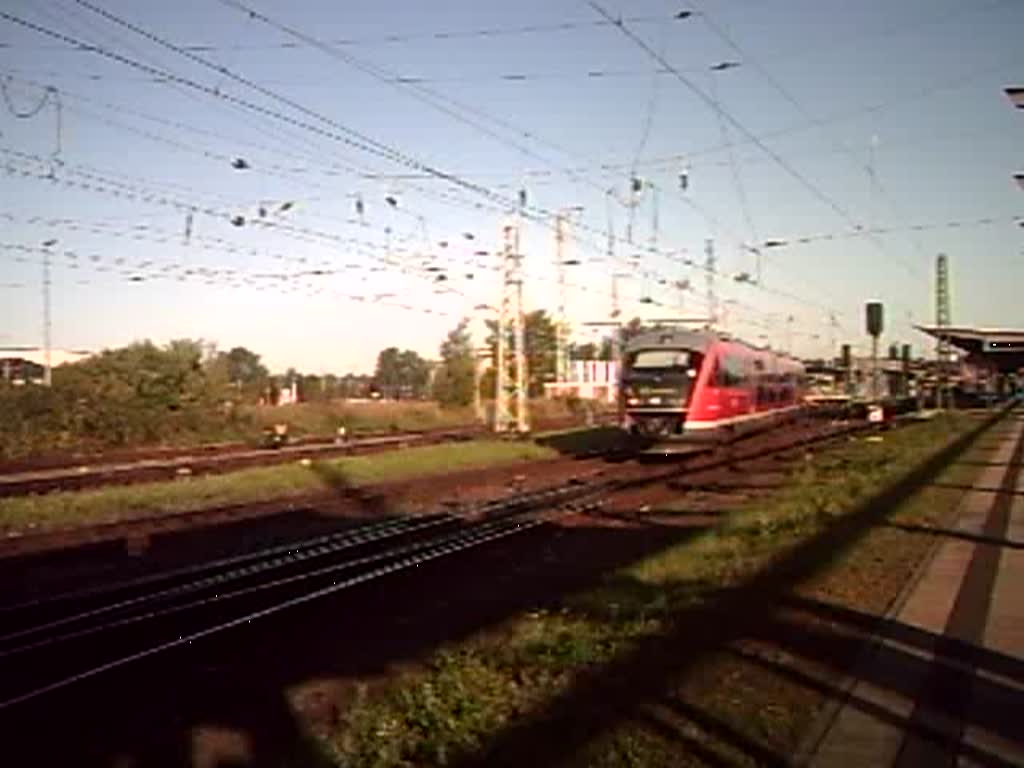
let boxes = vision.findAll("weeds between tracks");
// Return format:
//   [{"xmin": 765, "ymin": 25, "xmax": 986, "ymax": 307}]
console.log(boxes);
[
  {"xmin": 0, "ymin": 440, "xmax": 555, "ymax": 536},
  {"xmin": 325, "ymin": 411, "xmax": 997, "ymax": 767}
]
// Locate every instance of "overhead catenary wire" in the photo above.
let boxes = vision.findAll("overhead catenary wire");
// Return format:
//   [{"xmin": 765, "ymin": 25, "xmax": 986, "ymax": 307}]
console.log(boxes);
[
  {"xmin": 2, "ymin": 154, "xmax": 683, "ymax": 319},
  {"xmin": 2, "ymin": 142, "xmax": 835, "ymax": 337},
  {"xmin": 706, "ymin": 68, "xmax": 760, "ymax": 282},
  {"xmin": 0, "ymin": 4, "xmax": 900, "ymax": 328},
  {"xmin": 0, "ymin": 18, "xmax": 814, "ymax": 330},
  {"xmin": 0, "ymin": 76, "xmax": 62, "ymax": 157},
  {"xmin": 0, "ymin": 13, "xmax": 674, "ymax": 53},
  {"xmin": 0, "ymin": 7, "xmax": 513, "ymax": 209},
  {"xmin": 0, "ymin": 241, "xmax": 457, "ymax": 316},
  {"xmin": 691, "ymin": 1, "xmax": 931, "ymax": 271},
  {"xmin": 6, "ymin": 2, "xmax": 983, "ymax": 346},
  {"xmin": 586, "ymin": 1, "xmax": 938, "ymax": 342},
  {"xmin": 588, "ymin": 1, "xmax": 924, "ymax": 280},
  {"xmin": 211, "ymin": 0, "xmax": 847, "ymax": 325},
  {"xmin": 0, "ymin": 71, "xmax": 506, "ymax": 219}
]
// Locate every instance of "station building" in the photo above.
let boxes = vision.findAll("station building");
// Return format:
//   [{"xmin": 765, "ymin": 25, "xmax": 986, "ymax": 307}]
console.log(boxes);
[
  {"xmin": 544, "ymin": 359, "xmax": 620, "ymax": 403},
  {"xmin": 0, "ymin": 347, "xmax": 93, "ymax": 385}
]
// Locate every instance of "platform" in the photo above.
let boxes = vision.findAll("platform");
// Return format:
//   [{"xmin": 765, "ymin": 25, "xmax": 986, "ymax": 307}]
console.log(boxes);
[{"xmin": 804, "ymin": 412, "xmax": 1024, "ymax": 766}]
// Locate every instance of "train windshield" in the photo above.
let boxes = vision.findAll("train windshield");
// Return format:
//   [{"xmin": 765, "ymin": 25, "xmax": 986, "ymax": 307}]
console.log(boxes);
[{"xmin": 628, "ymin": 349, "xmax": 693, "ymax": 371}]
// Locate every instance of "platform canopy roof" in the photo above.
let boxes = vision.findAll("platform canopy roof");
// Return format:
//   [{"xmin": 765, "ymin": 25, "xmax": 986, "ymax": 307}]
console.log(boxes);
[{"xmin": 915, "ymin": 326, "xmax": 1024, "ymax": 373}]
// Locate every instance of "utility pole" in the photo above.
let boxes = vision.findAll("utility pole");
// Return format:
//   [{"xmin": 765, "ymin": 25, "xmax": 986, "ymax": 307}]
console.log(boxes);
[
  {"xmin": 828, "ymin": 312, "xmax": 838, "ymax": 362},
  {"xmin": 554, "ymin": 207, "xmax": 582, "ymax": 384},
  {"xmin": 42, "ymin": 243, "xmax": 52, "ymax": 387},
  {"xmin": 935, "ymin": 253, "xmax": 951, "ymax": 409},
  {"xmin": 605, "ymin": 194, "xmax": 626, "ymax": 368},
  {"xmin": 648, "ymin": 183, "xmax": 660, "ymax": 260},
  {"xmin": 555, "ymin": 211, "xmax": 568, "ymax": 383},
  {"xmin": 675, "ymin": 255, "xmax": 688, "ymax": 315},
  {"xmin": 626, "ymin": 175, "xmax": 642, "ymax": 245},
  {"xmin": 513, "ymin": 202, "xmax": 529, "ymax": 433},
  {"xmin": 494, "ymin": 193, "xmax": 530, "ymax": 433},
  {"xmin": 494, "ymin": 223, "xmax": 513, "ymax": 432},
  {"xmin": 704, "ymin": 238, "xmax": 717, "ymax": 330},
  {"xmin": 473, "ymin": 347, "xmax": 490, "ymax": 423}
]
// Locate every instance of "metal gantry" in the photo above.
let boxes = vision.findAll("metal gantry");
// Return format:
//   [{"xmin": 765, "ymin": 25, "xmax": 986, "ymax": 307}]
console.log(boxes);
[{"xmin": 494, "ymin": 211, "xmax": 529, "ymax": 433}]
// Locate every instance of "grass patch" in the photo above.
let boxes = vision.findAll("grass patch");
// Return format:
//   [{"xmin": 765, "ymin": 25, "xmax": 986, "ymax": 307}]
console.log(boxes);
[
  {"xmin": 321, "ymin": 411, "xmax": 998, "ymax": 766},
  {"xmin": 0, "ymin": 440, "xmax": 555, "ymax": 534},
  {"xmin": 248, "ymin": 398, "xmax": 595, "ymax": 439},
  {"xmin": 248, "ymin": 401, "xmax": 479, "ymax": 437}
]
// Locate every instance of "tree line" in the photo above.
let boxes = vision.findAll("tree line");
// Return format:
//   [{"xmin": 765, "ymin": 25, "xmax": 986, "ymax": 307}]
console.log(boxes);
[
  {"xmin": 382, "ymin": 311, "xmax": 648, "ymax": 407},
  {"xmin": 0, "ymin": 312, "xmax": 651, "ymax": 457}
]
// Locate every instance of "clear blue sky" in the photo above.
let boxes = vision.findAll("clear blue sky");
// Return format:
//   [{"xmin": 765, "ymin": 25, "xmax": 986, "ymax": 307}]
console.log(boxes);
[{"xmin": 1, "ymin": 0, "xmax": 1021, "ymax": 373}]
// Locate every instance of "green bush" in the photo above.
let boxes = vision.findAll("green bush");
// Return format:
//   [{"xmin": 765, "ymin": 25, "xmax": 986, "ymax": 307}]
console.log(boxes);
[{"xmin": 0, "ymin": 340, "xmax": 251, "ymax": 460}]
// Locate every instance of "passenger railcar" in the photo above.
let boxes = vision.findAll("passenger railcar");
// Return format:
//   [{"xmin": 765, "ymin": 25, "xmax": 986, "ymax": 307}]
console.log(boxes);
[{"xmin": 619, "ymin": 328, "xmax": 807, "ymax": 443}]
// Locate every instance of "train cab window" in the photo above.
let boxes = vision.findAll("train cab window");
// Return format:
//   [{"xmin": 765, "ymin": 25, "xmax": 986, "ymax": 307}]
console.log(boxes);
[{"xmin": 628, "ymin": 349, "xmax": 692, "ymax": 371}]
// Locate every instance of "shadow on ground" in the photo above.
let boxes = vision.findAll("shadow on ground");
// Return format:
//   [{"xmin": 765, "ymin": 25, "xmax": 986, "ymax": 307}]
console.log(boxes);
[
  {"xmin": 535, "ymin": 426, "xmax": 651, "ymax": 459},
  {"xmin": 444, "ymin": 406, "xmax": 1017, "ymax": 767},
  {"xmin": 1, "ymin": 462, "xmax": 709, "ymax": 767},
  {"xmin": 2, "ymin": 408, "xmax": 1015, "ymax": 767}
]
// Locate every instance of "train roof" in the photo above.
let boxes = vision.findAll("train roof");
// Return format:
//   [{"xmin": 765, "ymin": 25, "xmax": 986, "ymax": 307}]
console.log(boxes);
[
  {"xmin": 624, "ymin": 328, "xmax": 717, "ymax": 353},
  {"xmin": 623, "ymin": 328, "xmax": 805, "ymax": 367}
]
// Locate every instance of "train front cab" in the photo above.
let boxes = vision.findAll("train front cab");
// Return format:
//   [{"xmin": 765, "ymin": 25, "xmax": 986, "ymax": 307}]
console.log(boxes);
[{"xmin": 620, "ymin": 346, "xmax": 705, "ymax": 440}]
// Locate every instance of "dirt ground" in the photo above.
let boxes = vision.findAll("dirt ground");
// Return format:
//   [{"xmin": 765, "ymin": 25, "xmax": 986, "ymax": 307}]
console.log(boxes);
[{"xmin": 0, "ymin": 418, "xmax": 890, "ymax": 766}]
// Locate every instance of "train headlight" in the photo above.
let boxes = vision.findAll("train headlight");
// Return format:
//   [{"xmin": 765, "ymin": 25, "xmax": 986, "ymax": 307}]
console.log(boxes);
[
  {"xmin": 627, "ymin": 397, "xmax": 640, "ymax": 406},
  {"xmin": 648, "ymin": 396, "xmax": 662, "ymax": 405}
]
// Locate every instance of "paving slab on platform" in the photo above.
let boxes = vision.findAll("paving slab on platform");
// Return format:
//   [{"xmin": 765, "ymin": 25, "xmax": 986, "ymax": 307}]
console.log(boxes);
[{"xmin": 808, "ymin": 415, "xmax": 1024, "ymax": 768}]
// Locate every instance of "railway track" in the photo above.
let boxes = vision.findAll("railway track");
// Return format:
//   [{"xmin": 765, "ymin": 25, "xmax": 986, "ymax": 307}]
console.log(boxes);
[
  {"xmin": 0, "ymin": 415, "xmax": 613, "ymax": 499},
  {"xmin": 0, "ymin": 430, "xmax": 471, "ymax": 499},
  {"xmin": 0, "ymin": 416, "xmax": 878, "ymax": 711}
]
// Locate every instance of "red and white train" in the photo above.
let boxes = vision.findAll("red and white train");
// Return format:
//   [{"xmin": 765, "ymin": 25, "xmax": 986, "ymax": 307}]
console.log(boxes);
[{"xmin": 619, "ymin": 328, "xmax": 807, "ymax": 443}]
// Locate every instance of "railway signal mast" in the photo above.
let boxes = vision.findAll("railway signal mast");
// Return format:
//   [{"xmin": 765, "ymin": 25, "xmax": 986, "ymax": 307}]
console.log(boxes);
[
  {"xmin": 866, "ymin": 301, "xmax": 884, "ymax": 400},
  {"xmin": 554, "ymin": 207, "xmax": 583, "ymax": 384}
]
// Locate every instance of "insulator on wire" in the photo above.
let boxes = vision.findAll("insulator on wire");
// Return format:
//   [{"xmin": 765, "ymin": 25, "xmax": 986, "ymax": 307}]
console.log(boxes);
[
  {"xmin": 230, "ymin": 215, "xmax": 245, "ymax": 227},
  {"xmin": 231, "ymin": 158, "xmax": 249, "ymax": 170}
]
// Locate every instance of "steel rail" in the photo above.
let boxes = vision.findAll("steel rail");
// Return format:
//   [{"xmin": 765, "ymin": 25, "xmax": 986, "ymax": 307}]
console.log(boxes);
[
  {"xmin": 0, "ymin": 513, "xmax": 458, "ymax": 645},
  {"xmin": 0, "ymin": 512, "xmax": 554, "ymax": 711},
  {"xmin": 0, "ymin": 417, "xmax": 875, "ymax": 710},
  {"xmin": 0, "ymin": 513, "xmax": 451, "ymax": 616}
]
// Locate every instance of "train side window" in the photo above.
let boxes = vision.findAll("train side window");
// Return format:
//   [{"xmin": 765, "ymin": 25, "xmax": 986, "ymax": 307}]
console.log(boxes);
[
  {"xmin": 708, "ymin": 359, "xmax": 721, "ymax": 387},
  {"xmin": 718, "ymin": 356, "xmax": 744, "ymax": 388},
  {"xmin": 718, "ymin": 357, "xmax": 730, "ymax": 387}
]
